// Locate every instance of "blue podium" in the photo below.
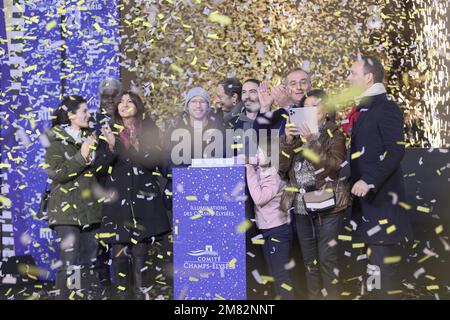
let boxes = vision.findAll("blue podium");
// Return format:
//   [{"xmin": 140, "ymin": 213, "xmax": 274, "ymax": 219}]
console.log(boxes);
[{"xmin": 173, "ymin": 166, "xmax": 247, "ymax": 300}]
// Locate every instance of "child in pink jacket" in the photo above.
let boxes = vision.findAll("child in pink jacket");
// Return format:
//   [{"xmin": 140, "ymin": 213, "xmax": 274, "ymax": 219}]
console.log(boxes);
[{"xmin": 246, "ymin": 147, "xmax": 294, "ymax": 300}]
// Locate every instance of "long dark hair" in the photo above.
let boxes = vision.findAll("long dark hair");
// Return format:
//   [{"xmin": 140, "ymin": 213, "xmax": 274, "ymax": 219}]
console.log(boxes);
[
  {"xmin": 113, "ymin": 91, "xmax": 148, "ymax": 126},
  {"xmin": 52, "ymin": 95, "xmax": 87, "ymax": 127}
]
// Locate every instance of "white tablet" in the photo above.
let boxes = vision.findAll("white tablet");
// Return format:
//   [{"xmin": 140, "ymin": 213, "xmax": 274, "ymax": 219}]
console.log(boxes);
[{"xmin": 288, "ymin": 107, "xmax": 319, "ymax": 135}]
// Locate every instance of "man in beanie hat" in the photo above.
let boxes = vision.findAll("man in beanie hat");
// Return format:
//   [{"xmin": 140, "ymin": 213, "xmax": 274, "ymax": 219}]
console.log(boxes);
[
  {"xmin": 184, "ymin": 86, "xmax": 211, "ymax": 127},
  {"xmin": 162, "ymin": 86, "xmax": 228, "ymax": 211},
  {"xmin": 164, "ymin": 86, "xmax": 229, "ymax": 165}
]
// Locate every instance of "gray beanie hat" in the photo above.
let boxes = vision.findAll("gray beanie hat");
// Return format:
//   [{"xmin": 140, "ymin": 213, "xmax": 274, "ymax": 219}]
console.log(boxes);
[{"xmin": 184, "ymin": 87, "xmax": 211, "ymax": 112}]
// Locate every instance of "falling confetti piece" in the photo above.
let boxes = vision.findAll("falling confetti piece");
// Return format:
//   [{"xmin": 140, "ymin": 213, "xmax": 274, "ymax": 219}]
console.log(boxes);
[
  {"xmin": 386, "ymin": 225, "xmax": 397, "ymax": 234},
  {"xmin": 0, "ymin": 195, "xmax": 12, "ymax": 207},
  {"xmin": 228, "ymin": 258, "xmax": 236, "ymax": 269},
  {"xmin": 417, "ymin": 206, "xmax": 430, "ymax": 213},
  {"xmin": 46, "ymin": 20, "xmax": 57, "ymax": 31},
  {"xmin": 208, "ymin": 12, "xmax": 231, "ymax": 27},
  {"xmin": 236, "ymin": 219, "xmax": 251, "ymax": 233},
  {"xmin": 398, "ymin": 201, "xmax": 412, "ymax": 210},
  {"xmin": 384, "ymin": 256, "xmax": 402, "ymax": 264},
  {"xmin": 302, "ymin": 148, "xmax": 320, "ymax": 164},
  {"xmin": 281, "ymin": 283, "xmax": 293, "ymax": 291},
  {"xmin": 338, "ymin": 235, "xmax": 352, "ymax": 241}
]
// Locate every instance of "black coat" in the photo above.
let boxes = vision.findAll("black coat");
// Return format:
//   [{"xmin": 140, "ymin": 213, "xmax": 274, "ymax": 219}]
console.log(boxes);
[
  {"xmin": 164, "ymin": 111, "xmax": 229, "ymax": 167},
  {"xmin": 350, "ymin": 93, "xmax": 412, "ymax": 245},
  {"xmin": 253, "ymin": 108, "xmax": 289, "ymax": 138},
  {"xmin": 95, "ymin": 118, "xmax": 171, "ymax": 243}
]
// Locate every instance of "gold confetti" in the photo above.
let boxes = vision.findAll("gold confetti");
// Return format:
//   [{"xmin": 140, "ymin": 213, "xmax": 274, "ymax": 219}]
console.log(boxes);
[
  {"xmin": 416, "ymin": 206, "xmax": 430, "ymax": 213},
  {"xmin": 46, "ymin": 20, "xmax": 57, "ymax": 31},
  {"xmin": 236, "ymin": 219, "xmax": 251, "ymax": 233},
  {"xmin": 252, "ymin": 239, "xmax": 265, "ymax": 245},
  {"xmin": 302, "ymin": 148, "xmax": 320, "ymax": 164},
  {"xmin": 386, "ymin": 225, "xmax": 397, "ymax": 234},
  {"xmin": 281, "ymin": 283, "xmax": 293, "ymax": 291},
  {"xmin": 93, "ymin": 23, "xmax": 102, "ymax": 32},
  {"xmin": 351, "ymin": 151, "xmax": 361, "ymax": 160},
  {"xmin": 384, "ymin": 256, "xmax": 402, "ymax": 264},
  {"xmin": 0, "ymin": 195, "xmax": 12, "ymax": 207},
  {"xmin": 228, "ymin": 258, "xmax": 237, "ymax": 269},
  {"xmin": 398, "ymin": 201, "xmax": 412, "ymax": 210},
  {"xmin": 338, "ymin": 235, "xmax": 352, "ymax": 241},
  {"xmin": 170, "ymin": 63, "xmax": 184, "ymax": 73},
  {"xmin": 208, "ymin": 12, "xmax": 231, "ymax": 27}
]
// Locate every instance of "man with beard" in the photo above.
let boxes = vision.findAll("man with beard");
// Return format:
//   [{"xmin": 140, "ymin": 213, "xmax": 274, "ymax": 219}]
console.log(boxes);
[
  {"xmin": 230, "ymin": 79, "xmax": 280, "ymax": 299},
  {"xmin": 231, "ymin": 79, "xmax": 273, "ymax": 156},
  {"xmin": 233, "ymin": 79, "xmax": 272, "ymax": 130}
]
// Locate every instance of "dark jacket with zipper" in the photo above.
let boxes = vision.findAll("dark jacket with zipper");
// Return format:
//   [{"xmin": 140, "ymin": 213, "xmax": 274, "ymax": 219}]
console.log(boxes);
[
  {"xmin": 94, "ymin": 117, "xmax": 171, "ymax": 243},
  {"xmin": 44, "ymin": 125, "xmax": 102, "ymax": 228},
  {"xmin": 278, "ymin": 120, "xmax": 351, "ymax": 214}
]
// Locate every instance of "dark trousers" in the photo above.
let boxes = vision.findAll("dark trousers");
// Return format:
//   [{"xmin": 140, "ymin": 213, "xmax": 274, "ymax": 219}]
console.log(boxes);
[
  {"xmin": 366, "ymin": 244, "xmax": 404, "ymax": 299},
  {"xmin": 260, "ymin": 223, "xmax": 294, "ymax": 300},
  {"xmin": 96, "ymin": 244, "xmax": 111, "ymax": 287},
  {"xmin": 54, "ymin": 225, "xmax": 99, "ymax": 299},
  {"xmin": 295, "ymin": 212, "xmax": 342, "ymax": 299},
  {"xmin": 110, "ymin": 240, "xmax": 161, "ymax": 299}
]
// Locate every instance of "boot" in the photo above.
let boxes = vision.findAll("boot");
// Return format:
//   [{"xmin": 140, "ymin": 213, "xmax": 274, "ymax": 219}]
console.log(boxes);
[
  {"xmin": 111, "ymin": 257, "xmax": 131, "ymax": 300},
  {"xmin": 132, "ymin": 257, "xmax": 149, "ymax": 300}
]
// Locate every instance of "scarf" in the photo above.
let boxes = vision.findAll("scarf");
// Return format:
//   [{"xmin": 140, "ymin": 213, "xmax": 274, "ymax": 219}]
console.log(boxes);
[
  {"xmin": 342, "ymin": 83, "xmax": 387, "ymax": 134},
  {"xmin": 120, "ymin": 122, "xmax": 140, "ymax": 151}
]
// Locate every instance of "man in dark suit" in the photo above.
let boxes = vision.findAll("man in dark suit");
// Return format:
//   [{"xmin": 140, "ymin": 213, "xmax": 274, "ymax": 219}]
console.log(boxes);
[{"xmin": 346, "ymin": 55, "xmax": 412, "ymax": 299}]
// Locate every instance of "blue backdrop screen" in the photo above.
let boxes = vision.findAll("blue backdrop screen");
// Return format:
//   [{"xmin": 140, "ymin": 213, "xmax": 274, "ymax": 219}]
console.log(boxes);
[
  {"xmin": 173, "ymin": 166, "xmax": 247, "ymax": 300},
  {"xmin": 0, "ymin": 0, "xmax": 120, "ymax": 280}
]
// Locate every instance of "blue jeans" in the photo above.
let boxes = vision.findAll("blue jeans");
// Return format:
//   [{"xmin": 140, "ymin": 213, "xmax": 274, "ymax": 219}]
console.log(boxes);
[
  {"xmin": 260, "ymin": 223, "xmax": 294, "ymax": 300},
  {"xmin": 295, "ymin": 212, "xmax": 343, "ymax": 299}
]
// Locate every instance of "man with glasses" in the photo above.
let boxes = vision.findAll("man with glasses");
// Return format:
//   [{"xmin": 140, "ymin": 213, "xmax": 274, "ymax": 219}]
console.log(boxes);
[{"xmin": 253, "ymin": 68, "xmax": 312, "ymax": 139}]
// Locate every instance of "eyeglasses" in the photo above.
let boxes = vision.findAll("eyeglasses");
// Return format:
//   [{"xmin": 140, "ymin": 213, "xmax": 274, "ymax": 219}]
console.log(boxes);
[
  {"xmin": 189, "ymin": 100, "xmax": 208, "ymax": 106},
  {"xmin": 288, "ymin": 80, "xmax": 309, "ymax": 88}
]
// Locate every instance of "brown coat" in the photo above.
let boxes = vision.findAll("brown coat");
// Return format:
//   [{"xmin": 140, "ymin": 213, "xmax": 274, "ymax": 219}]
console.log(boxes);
[{"xmin": 278, "ymin": 120, "xmax": 352, "ymax": 214}]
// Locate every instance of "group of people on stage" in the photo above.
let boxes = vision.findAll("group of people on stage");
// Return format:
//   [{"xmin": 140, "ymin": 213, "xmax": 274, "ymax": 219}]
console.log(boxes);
[{"xmin": 43, "ymin": 54, "xmax": 412, "ymax": 300}]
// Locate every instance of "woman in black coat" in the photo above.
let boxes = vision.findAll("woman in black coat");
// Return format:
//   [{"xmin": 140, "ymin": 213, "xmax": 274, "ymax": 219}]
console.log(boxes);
[{"xmin": 95, "ymin": 91, "xmax": 171, "ymax": 299}]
